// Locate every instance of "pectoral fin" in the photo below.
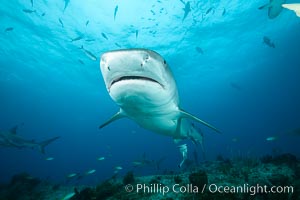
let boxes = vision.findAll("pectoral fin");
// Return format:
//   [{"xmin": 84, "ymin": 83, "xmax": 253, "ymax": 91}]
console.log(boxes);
[
  {"xmin": 179, "ymin": 109, "xmax": 221, "ymax": 133},
  {"xmin": 99, "ymin": 110, "xmax": 125, "ymax": 129}
]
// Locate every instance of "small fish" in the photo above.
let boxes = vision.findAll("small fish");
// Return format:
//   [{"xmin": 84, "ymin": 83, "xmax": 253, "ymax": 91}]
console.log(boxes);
[
  {"xmin": 63, "ymin": 0, "xmax": 70, "ymax": 12},
  {"xmin": 97, "ymin": 156, "xmax": 105, "ymax": 161},
  {"xmin": 135, "ymin": 30, "xmax": 139, "ymax": 40},
  {"xmin": 222, "ymin": 8, "xmax": 226, "ymax": 16},
  {"xmin": 206, "ymin": 7, "xmax": 214, "ymax": 15},
  {"xmin": 86, "ymin": 169, "xmax": 96, "ymax": 175},
  {"xmin": 66, "ymin": 173, "xmax": 78, "ymax": 178},
  {"xmin": 266, "ymin": 136, "xmax": 277, "ymax": 141},
  {"xmin": 70, "ymin": 35, "xmax": 83, "ymax": 42},
  {"xmin": 62, "ymin": 192, "xmax": 75, "ymax": 200},
  {"xmin": 231, "ymin": 137, "xmax": 239, "ymax": 142},
  {"xmin": 101, "ymin": 32, "xmax": 108, "ymax": 40},
  {"xmin": 30, "ymin": 0, "xmax": 34, "ymax": 7},
  {"xmin": 22, "ymin": 9, "xmax": 36, "ymax": 13},
  {"xmin": 45, "ymin": 157, "xmax": 54, "ymax": 161},
  {"xmin": 41, "ymin": 12, "xmax": 46, "ymax": 16},
  {"xmin": 59, "ymin": 18, "xmax": 64, "ymax": 28},
  {"xmin": 263, "ymin": 36, "xmax": 275, "ymax": 48},
  {"xmin": 151, "ymin": 10, "xmax": 155, "ymax": 15},
  {"xmin": 114, "ymin": 166, "xmax": 123, "ymax": 170},
  {"xmin": 114, "ymin": 5, "xmax": 118, "ymax": 21},
  {"xmin": 85, "ymin": 38, "xmax": 95, "ymax": 42},
  {"xmin": 79, "ymin": 46, "xmax": 97, "ymax": 61},
  {"xmin": 132, "ymin": 161, "xmax": 143, "ymax": 167},
  {"xmin": 195, "ymin": 46, "xmax": 203, "ymax": 54},
  {"xmin": 78, "ymin": 59, "xmax": 84, "ymax": 65},
  {"xmin": 4, "ymin": 27, "xmax": 14, "ymax": 32},
  {"xmin": 182, "ymin": 1, "xmax": 191, "ymax": 22},
  {"xmin": 85, "ymin": 20, "xmax": 89, "ymax": 26}
]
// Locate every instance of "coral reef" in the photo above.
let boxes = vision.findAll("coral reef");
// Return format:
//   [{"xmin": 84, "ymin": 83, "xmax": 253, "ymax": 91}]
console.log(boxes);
[
  {"xmin": 0, "ymin": 153, "xmax": 298, "ymax": 200},
  {"xmin": 188, "ymin": 170, "xmax": 208, "ymax": 188},
  {"xmin": 123, "ymin": 171, "xmax": 135, "ymax": 185}
]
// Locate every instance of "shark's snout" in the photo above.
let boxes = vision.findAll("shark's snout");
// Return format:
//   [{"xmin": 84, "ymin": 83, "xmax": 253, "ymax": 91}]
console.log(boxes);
[{"xmin": 100, "ymin": 49, "xmax": 168, "ymax": 92}]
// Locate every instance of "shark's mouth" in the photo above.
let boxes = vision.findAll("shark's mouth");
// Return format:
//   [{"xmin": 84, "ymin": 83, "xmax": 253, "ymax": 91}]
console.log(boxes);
[{"xmin": 110, "ymin": 76, "xmax": 164, "ymax": 88}]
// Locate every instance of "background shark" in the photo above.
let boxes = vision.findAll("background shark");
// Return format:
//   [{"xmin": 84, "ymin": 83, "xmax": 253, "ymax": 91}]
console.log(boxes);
[
  {"xmin": 99, "ymin": 49, "xmax": 220, "ymax": 146},
  {"xmin": 258, "ymin": 0, "xmax": 286, "ymax": 19},
  {"xmin": 0, "ymin": 125, "xmax": 60, "ymax": 154}
]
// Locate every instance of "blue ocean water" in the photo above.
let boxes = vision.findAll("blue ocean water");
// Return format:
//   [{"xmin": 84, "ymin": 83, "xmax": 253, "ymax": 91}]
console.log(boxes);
[{"xmin": 0, "ymin": 0, "xmax": 300, "ymax": 186}]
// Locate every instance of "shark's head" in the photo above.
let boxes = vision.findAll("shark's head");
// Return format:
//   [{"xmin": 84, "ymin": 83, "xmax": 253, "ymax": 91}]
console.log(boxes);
[{"xmin": 100, "ymin": 49, "xmax": 178, "ymax": 108}]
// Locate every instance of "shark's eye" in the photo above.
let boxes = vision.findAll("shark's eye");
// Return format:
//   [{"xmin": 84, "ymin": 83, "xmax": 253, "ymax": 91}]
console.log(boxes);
[
  {"xmin": 163, "ymin": 60, "xmax": 167, "ymax": 65},
  {"xmin": 107, "ymin": 66, "xmax": 111, "ymax": 71}
]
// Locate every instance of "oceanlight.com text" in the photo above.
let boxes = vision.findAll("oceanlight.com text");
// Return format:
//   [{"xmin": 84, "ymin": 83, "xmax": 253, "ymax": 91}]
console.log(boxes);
[
  {"xmin": 124, "ymin": 183, "xmax": 294, "ymax": 196},
  {"xmin": 208, "ymin": 184, "xmax": 294, "ymax": 195}
]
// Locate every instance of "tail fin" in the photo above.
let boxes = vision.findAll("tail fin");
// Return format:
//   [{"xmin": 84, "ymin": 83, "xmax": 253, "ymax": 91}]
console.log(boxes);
[{"xmin": 39, "ymin": 136, "xmax": 60, "ymax": 154}]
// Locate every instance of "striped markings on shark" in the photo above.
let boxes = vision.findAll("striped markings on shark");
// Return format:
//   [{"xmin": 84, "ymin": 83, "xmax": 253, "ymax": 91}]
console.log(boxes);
[
  {"xmin": 99, "ymin": 49, "xmax": 221, "ymax": 166},
  {"xmin": 0, "ymin": 125, "xmax": 60, "ymax": 154}
]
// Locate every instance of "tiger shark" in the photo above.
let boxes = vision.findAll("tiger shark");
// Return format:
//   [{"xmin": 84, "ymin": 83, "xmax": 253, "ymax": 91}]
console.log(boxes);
[
  {"xmin": 0, "ymin": 125, "xmax": 60, "ymax": 154},
  {"xmin": 99, "ymin": 48, "xmax": 220, "ymax": 145}
]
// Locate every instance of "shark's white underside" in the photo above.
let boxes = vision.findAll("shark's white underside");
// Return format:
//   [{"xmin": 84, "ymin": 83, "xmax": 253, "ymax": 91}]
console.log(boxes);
[{"xmin": 99, "ymin": 49, "xmax": 220, "ymax": 144}]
